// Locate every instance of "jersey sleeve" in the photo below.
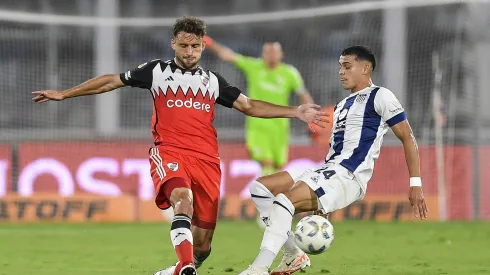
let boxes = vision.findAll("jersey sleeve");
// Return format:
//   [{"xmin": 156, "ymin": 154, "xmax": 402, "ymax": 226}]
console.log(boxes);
[
  {"xmin": 213, "ymin": 71, "xmax": 242, "ymax": 108},
  {"xmin": 234, "ymin": 54, "xmax": 261, "ymax": 75},
  {"xmin": 119, "ymin": 59, "xmax": 160, "ymax": 89},
  {"xmin": 288, "ymin": 65, "xmax": 305, "ymax": 94},
  {"xmin": 374, "ymin": 88, "xmax": 407, "ymax": 127}
]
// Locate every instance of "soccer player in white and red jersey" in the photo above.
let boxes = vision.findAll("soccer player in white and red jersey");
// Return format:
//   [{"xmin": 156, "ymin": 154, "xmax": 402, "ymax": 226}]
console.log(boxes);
[{"xmin": 32, "ymin": 16, "xmax": 328, "ymax": 275}]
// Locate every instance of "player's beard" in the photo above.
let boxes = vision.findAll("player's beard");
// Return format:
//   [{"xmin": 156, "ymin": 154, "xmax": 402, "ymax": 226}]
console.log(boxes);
[{"xmin": 176, "ymin": 55, "xmax": 199, "ymax": 70}]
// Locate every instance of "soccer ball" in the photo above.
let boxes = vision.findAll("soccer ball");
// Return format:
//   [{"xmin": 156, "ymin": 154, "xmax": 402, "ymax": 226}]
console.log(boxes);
[{"xmin": 294, "ymin": 215, "xmax": 334, "ymax": 255}]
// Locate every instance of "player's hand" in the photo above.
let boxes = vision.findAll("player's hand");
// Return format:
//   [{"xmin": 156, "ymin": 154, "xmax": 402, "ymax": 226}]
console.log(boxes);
[
  {"xmin": 408, "ymin": 186, "xmax": 428, "ymax": 220},
  {"xmin": 296, "ymin": 103, "xmax": 329, "ymax": 132},
  {"xmin": 32, "ymin": 90, "xmax": 66, "ymax": 103}
]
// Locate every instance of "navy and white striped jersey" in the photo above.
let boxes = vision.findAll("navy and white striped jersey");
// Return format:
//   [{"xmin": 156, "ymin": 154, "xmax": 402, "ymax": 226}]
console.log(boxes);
[{"xmin": 325, "ymin": 85, "xmax": 406, "ymax": 191}]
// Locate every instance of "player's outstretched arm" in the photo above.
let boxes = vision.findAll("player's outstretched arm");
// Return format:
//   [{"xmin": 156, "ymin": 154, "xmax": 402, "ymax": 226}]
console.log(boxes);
[
  {"xmin": 203, "ymin": 35, "xmax": 238, "ymax": 64},
  {"xmin": 232, "ymin": 93, "xmax": 329, "ymax": 129},
  {"xmin": 391, "ymin": 120, "xmax": 428, "ymax": 220},
  {"xmin": 32, "ymin": 74, "xmax": 125, "ymax": 103}
]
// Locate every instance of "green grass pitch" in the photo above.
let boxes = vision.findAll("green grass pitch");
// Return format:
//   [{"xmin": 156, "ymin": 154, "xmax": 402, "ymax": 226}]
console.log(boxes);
[{"xmin": 0, "ymin": 221, "xmax": 489, "ymax": 275}]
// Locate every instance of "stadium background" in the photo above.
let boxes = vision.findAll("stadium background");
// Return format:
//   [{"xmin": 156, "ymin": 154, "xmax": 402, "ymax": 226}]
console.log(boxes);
[
  {"xmin": 0, "ymin": 0, "xmax": 490, "ymax": 223},
  {"xmin": 1, "ymin": 1, "xmax": 490, "ymax": 275}
]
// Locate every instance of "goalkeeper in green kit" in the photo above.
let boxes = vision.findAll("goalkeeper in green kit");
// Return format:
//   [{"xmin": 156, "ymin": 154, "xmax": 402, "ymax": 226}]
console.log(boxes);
[{"xmin": 205, "ymin": 36, "xmax": 314, "ymax": 176}]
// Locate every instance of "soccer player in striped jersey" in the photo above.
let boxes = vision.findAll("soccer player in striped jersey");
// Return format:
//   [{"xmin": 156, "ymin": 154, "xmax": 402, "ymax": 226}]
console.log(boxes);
[
  {"xmin": 239, "ymin": 46, "xmax": 428, "ymax": 275},
  {"xmin": 32, "ymin": 16, "xmax": 328, "ymax": 275}
]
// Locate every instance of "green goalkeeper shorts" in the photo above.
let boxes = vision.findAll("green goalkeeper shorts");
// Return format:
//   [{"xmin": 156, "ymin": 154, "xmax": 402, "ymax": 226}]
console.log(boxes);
[{"xmin": 246, "ymin": 128, "xmax": 289, "ymax": 167}]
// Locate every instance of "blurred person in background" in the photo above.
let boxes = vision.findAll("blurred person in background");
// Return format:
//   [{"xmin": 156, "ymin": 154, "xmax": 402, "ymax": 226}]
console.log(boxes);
[{"xmin": 205, "ymin": 36, "xmax": 315, "ymax": 177}]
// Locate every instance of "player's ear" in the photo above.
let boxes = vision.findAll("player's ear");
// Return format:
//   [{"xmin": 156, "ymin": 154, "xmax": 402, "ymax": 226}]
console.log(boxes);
[
  {"xmin": 368, "ymin": 63, "xmax": 374, "ymax": 74},
  {"xmin": 362, "ymin": 62, "xmax": 371, "ymax": 75},
  {"xmin": 171, "ymin": 39, "xmax": 176, "ymax": 50}
]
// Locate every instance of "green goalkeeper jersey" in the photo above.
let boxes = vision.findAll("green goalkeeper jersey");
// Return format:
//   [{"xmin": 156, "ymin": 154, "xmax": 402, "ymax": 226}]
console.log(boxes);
[{"xmin": 235, "ymin": 55, "xmax": 305, "ymax": 133}]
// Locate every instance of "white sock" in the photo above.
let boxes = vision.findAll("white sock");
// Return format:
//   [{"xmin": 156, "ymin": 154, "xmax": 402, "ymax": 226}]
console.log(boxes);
[
  {"xmin": 250, "ymin": 181, "xmax": 299, "ymax": 254},
  {"xmin": 252, "ymin": 249, "xmax": 276, "ymax": 270},
  {"xmin": 170, "ymin": 214, "xmax": 193, "ymax": 248},
  {"xmin": 253, "ymin": 193, "xmax": 295, "ymax": 269},
  {"xmin": 250, "ymin": 180, "xmax": 274, "ymax": 225},
  {"xmin": 283, "ymin": 234, "xmax": 300, "ymax": 254}
]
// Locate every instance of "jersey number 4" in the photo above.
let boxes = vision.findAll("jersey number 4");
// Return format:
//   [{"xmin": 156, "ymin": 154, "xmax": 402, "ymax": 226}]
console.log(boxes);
[{"xmin": 314, "ymin": 167, "xmax": 336, "ymax": 180}]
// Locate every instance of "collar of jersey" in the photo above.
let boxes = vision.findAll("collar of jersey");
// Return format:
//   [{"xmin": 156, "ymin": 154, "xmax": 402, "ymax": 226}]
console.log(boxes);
[
  {"xmin": 170, "ymin": 58, "xmax": 203, "ymax": 75},
  {"xmin": 348, "ymin": 84, "xmax": 377, "ymax": 98}
]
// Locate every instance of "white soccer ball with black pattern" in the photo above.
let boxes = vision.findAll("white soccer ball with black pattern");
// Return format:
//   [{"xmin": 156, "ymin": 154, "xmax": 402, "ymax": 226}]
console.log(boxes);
[{"xmin": 294, "ymin": 215, "xmax": 334, "ymax": 255}]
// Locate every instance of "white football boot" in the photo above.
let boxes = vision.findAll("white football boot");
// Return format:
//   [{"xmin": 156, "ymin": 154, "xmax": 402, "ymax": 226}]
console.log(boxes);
[
  {"xmin": 238, "ymin": 265, "xmax": 269, "ymax": 275},
  {"xmin": 270, "ymin": 248, "xmax": 311, "ymax": 275},
  {"xmin": 153, "ymin": 262, "xmax": 197, "ymax": 275},
  {"xmin": 153, "ymin": 263, "xmax": 176, "ymax": 275}
]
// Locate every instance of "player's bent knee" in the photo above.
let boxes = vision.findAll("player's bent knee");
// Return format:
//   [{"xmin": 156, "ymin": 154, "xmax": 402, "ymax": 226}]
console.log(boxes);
[
  {"xmin": 170, "ymin": 187, "xmax": 193, "ymax": 203},
  {"xmin": 164, "ymin": 177, "xmax": 191, "ymax": 202},
  {"xmin": 256, "ymin": 171, "xmax": 294, "ymax": 196},
  {"xmin": 249, "ymin": 180, "xmax": 273, "ymax": 198},
  {"xmin": 169, "ymin": 187, "xmax": 193, "ymax": 215},
  {"xmin": 164, "ymin": 176, "xmax": 190, "ymax": 194}
]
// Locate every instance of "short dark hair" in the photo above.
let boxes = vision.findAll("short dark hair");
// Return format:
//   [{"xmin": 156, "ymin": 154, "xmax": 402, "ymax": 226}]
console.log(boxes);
[
  {"xmin": 341, "ymin": 46, "xmax": 376, "ymax": 70},
  {"xmin": 172, "ymin": 16, "xmax": 206, "ymax": 38},
  {"xmin": 263, "ymin": 40, "xmax": 283, "ymax": 50}
]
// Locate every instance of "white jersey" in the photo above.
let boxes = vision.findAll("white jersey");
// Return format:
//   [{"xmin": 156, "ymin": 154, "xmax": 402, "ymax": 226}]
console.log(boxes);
[{"xmin": 325, "ymin": 85, "xmax": 406, "ymax": 191}]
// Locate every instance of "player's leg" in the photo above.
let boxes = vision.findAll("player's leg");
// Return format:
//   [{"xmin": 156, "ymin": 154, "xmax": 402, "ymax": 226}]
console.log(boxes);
[
  {"xmin": 250, "ymin": 173, "xmax": 312, "ymax": 274},
  {"xmin": 149, "ymin": 149, "xmax": 196, "ymax": 275},
  {"xmin": 268, "ymin": 135, "xmax": 304, "ymax": 257},
  {"xmin": 250, "ymin": 172, "xmax": 294, "ymax": 225},
  {"xmin": 191, "ymin": 226, "xmax": 213, "ymax": 269},
  {"xmin": 250, "ymin": 134, "xmax": 288, "ymax": 229},
  {"xmin": 240, "ymin": 181, "xmax": 317, "ymax": 275},
  {"xmin": 167, "ymin": 184, "xmax": 196, "ymax": 275},
  {"xmin": 241, "ymin": 165, "xmax": 364, "ymax": 275},
  {"xmin": 188, "ymin": 158, "xmax": 222, "ymax": 270},
  {"xmin": 153, "ymin": 182, "xmax": 196, "ymax": 275},
  {"xmin": 249, "ymin": 171, "xmax": 304, "ymax": 252},
  {"xmin": 250, "ymin": 134, "xmax": 291, "ymax": 216}
]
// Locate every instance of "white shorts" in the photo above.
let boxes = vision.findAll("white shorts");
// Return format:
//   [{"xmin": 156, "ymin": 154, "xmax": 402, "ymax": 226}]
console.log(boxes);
[{"xmin": 289, "ymin": 163, "xmax": 364, "ymax": 213}]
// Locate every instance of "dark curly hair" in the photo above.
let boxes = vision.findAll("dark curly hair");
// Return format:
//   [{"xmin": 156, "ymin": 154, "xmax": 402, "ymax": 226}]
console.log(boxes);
[{"xmin": 172, "ymin": 16, "xmax": 206, "ymax": 38}]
